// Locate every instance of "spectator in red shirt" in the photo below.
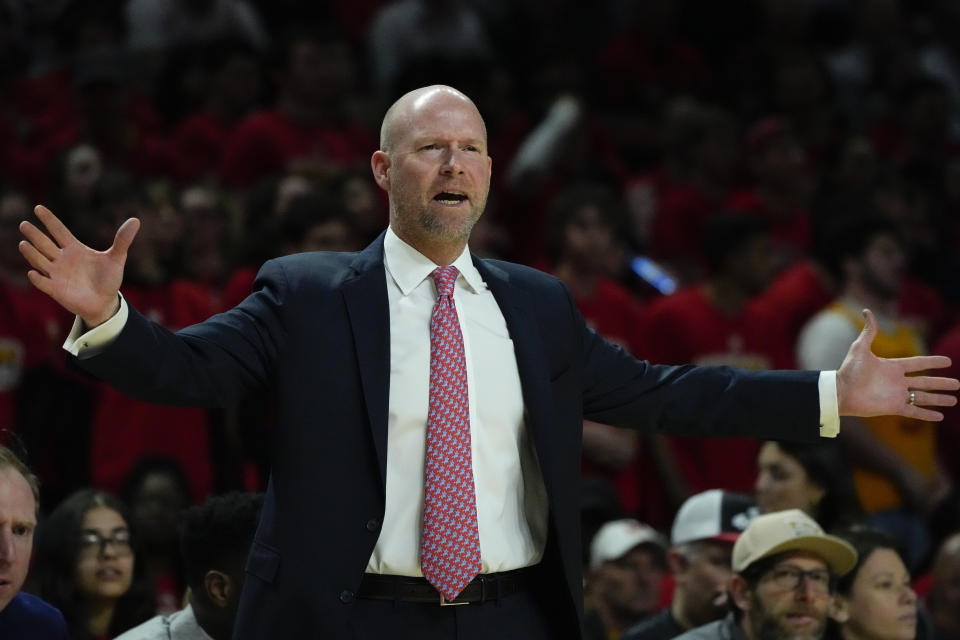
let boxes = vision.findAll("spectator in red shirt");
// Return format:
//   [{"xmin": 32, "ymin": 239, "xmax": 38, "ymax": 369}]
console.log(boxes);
[
  {"xmin": 546, "ymin": 182, "xmax": 647, "ymax": 516},
  {"xmin": 644, "ymin": 213, "xmax": 789, "ymax": 505},
  {"xmin": 870, "ymin": 76, "xmax": 958, "ymax": 168},
  {"xmin": 74, "ymin": 174, "xmax": 218, "ymax": 504},
  {"xmin": 647, "ymin": 101, "xmax": 740, "ymax": 283},
  {"xmin": 725, "ymin": 116, "xmax": 814, "ymax": 271},
  {"xmin": 219, "ymin": 27, "xmax": 375, "ymax": 189},
  {"xmin": 28, "ymin": 48, "xmax": 172, "ymax": 188},
  {"xmin": 169, "ymin": 39, "xmax": 264, "ymax": 184},
  {"xmin": 0, "ymin": 186, "xmax": 82, "ymax": 502}
]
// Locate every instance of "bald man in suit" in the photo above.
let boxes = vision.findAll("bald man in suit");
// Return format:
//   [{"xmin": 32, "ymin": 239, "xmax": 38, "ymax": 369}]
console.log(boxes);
[{"xmin": 18, "ymin": 85, "xmax": 958, "ymax": 639}]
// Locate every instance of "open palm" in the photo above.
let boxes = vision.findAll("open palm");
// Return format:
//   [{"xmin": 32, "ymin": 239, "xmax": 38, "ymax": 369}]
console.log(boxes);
[
  {"xmin": 837, "ymin": 309, "xmax": 959, "ymax": 421},
  {"xmin": 18, "ymin": 205, "xmax": 140, "ymax": 327}
]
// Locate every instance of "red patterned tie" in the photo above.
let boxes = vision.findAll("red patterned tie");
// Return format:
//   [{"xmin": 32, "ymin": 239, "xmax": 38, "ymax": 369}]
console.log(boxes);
[{"xmin": 420, "ymin": 265, "xmax": 481, "ymax": 601}]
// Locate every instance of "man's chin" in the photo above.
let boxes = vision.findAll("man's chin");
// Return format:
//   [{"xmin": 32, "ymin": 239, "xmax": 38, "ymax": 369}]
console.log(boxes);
[
  {"xmin": 419, "ymin": 211, "xmax": 480, "ymax": 243},
  {"xmin": 755, "ymin": 614, "xmax": 825, "ymax": 640}
]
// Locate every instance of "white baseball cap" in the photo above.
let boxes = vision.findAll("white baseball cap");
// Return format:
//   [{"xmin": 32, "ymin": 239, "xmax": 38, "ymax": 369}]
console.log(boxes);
[
  {"xmin": 589, "ymin": 519, "xmax": 667, "ymax": 570},
  {"xmin": 732, "ymin": 509, "xmax": 857, "ymax": 575},
  {"xmin": 671, "ymin": 490, "xmax": 756, "ymax": 546}
]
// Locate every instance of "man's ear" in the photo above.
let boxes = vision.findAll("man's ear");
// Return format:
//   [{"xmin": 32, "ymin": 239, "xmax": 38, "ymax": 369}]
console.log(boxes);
[
  {"xmin": 204, "ymin": 570, "xmax": 233, "ymax": 608},
  {"xmin": 830, "ymin": 594, "xmax": 850, "ymax": 624},
  {"xmin": 371, "ymin": 151, "xmax": 391, "ymax": 191},
  {"xmin": 729, "ymin": 574, "xmax": 752, "ymax": 613}
]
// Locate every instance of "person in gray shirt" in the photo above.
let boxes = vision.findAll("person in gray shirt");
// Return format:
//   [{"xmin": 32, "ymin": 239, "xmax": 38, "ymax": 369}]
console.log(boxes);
[
  {"xmin": 674, "ymin": 510, "xmax": 854, "ymax": 640},
  {"xmin": 623, "ymin": 490, "xmax": 756, "ymax": 640},
  {"xmin": 116, "ymin": 492, "xmax": 263, "ymax": 640}
]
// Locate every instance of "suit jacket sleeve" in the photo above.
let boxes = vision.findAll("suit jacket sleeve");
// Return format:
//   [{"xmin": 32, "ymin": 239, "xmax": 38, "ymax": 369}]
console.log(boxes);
[
  {"xmin": 566, "ymin": 286, "xmax": 822, "ymax": 442},
  {"xmin": 69, "ymin": 259, "xmax": 289, "ymax": 407}
]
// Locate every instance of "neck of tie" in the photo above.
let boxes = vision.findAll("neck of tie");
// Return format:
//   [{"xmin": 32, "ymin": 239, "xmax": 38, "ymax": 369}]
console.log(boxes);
[{"xmin": 420, "ymin": 265, "xmax": 481, "ymax": 601}]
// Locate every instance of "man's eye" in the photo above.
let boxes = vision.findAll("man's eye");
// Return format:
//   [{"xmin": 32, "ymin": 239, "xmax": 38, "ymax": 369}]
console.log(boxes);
[
  {"xmin": 420, "ymin": 144, "xmax": 437, "ymax": 151},
  {"xmin": 12, "ymin": 525, "xmax": 29, "ymax": 536},
  {"xmin": 464, "ymin": 145, "xmax": 479, "ymax": 152}
]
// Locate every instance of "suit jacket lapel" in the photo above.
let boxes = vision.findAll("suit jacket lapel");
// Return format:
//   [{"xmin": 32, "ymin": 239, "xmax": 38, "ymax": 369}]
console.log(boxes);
[
  {"xmin": 341, "ymin": 240, "xmax": 558, "ymax": 493},
  {"xmin": 341, "ymin": 234, "xmax": 390, "ymax": 490},
  {"xmin": 474, "ymin": 258, "xmax": 555, "ymax": 459}
]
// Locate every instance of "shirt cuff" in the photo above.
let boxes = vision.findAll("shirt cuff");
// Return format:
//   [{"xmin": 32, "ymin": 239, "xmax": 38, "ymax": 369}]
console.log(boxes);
[
  {"xmin": 818, "ymin": 370, "xmax": 840, "ymax": 438},
  {"xmin": 63, "ymin": 295, "xmax": 129, "ymax": 358}
]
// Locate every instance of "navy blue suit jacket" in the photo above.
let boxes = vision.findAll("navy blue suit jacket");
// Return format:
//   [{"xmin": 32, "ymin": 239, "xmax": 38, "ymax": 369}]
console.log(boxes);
[
  {"xmin": 0, "ymin": 592, "xmax": 69, "ymax": 640},
  {"xmin": 73, "ymin": 234, "xmax": 821, "ymax": 639}
]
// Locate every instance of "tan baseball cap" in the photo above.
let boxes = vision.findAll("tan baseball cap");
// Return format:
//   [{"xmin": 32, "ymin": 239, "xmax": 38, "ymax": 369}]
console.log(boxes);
[{"xmin": 732, "ymin": 509, "xmax": 857, "ymax": 575}]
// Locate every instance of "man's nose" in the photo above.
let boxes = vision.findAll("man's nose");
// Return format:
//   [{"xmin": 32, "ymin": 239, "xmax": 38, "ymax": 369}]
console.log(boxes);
[
  {"xmin": 440, "ymin": 148, "xmax": 464, "ymax": 174},
  {"xmin": 793, "ymin": 577, "xmax": 819, "ymax": 600},
  {"xmin": 0, "ymin": 530, "xmax": 14, "ymax": 565}
]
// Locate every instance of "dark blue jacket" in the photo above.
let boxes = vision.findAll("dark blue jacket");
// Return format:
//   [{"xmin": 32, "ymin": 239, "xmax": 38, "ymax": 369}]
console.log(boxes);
[
  {"xmin": 0, "ymin": 592, "xmax": 69, "ymax": 640},
  {"xmin": 72, "ymin": 234, "xmax": 821, "ymax": 639}
]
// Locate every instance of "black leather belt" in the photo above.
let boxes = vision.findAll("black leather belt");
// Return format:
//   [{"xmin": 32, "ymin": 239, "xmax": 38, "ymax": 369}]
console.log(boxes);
[{"xmin": 357, "ymin": 568, "xmax": 531, "ymax": 605}]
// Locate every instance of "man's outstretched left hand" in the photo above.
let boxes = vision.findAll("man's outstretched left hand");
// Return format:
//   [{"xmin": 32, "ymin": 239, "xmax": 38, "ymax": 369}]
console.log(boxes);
[{"xmin": 837, "ymin": 309, "xmax": 959, "ymax": 421}]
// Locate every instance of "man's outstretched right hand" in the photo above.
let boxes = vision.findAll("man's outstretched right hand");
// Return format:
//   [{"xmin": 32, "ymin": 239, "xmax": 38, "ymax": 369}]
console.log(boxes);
[{"xmin": 18, "ymin": 204, "xmax": 140, "ymax": 328}]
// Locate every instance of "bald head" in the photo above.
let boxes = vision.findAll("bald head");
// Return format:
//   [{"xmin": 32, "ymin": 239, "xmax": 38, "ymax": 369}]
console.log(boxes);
[
  {"xmin": 379, "ymin": 85, "xmax": 487, "ymax": 153},
  {"xmin": 369, "ymin": 84, "xmax": 492, "ymax": 265}
]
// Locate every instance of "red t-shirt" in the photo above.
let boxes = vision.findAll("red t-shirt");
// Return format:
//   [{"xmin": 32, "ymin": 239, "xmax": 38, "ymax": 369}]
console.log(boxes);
[
  {"xmin": 898, "ymin": 276, "xmax": 949, "ymax": 345},
  {"xmin": 171, "ymin": 110, "xmax": 235, "ymax": 183},
  {"xmin": 725, "ymin": 188, "xmax": 812, "ymax": 265},
  {"xmin": 90, "ymin": 280, "xmax": 217, "ymax": 502},
  {"xmin": 753, "ymin": 259, "xmax": 833, "ymax": 354},
  {"xmin": 0, "ymin": 281, "xmax": 73, "ymax": 432},
  {"xmin": 219, "ymin": 109, "xmax": 374, "ymax": 188},
  {"xmin": 8, "ymin": 86, "xmax": 172, "ymax": 196},
  {"xmin": 576, "ymin": 278, "xmax": 647, "ymax": 357},
  {"xmin": 648, "ymin": 181, "xmax": 720, "ymax": 274},
  {"xmin": 753, "ymin": 262, "xmax": 947, "ymax": 355},
  {"xmin": 641, "ymin": 285, "xmax": 791, "ymax": 496},
  {"xmin": 574, "ymin": 278, "xmax": 647, "ymax": 514},
  {"xmin": 219, "ymin": 266, "xmax": 258, "ymax": 313},
  {"xmin": 593, "ymin": 33, "xmax": 706, "ymax": 106}
]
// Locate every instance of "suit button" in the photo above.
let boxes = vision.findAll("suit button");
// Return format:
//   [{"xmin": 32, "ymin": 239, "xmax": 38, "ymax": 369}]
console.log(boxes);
[
  {"xmin": 366, "ymin": 518, "xmax": 380, "ymax": 532},
  {"xmin": 339, "ymin": 590, "xmax": 355, "ymax": 604}
]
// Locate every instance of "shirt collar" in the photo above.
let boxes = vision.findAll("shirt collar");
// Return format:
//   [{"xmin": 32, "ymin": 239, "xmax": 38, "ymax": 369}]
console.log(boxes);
[{"xmin": 384, "ymin": 226, "xmax": 485, "ymax": 296}]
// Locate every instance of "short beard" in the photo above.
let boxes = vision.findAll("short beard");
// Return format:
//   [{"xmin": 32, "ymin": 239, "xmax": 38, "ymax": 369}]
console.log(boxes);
[
  {"xmin": 417, "ymin": 208, "xmax": 480, "ymax": 243},
  {"xmin": 749, "ymin": 593, "xmax": 825, "ymax": 640}
]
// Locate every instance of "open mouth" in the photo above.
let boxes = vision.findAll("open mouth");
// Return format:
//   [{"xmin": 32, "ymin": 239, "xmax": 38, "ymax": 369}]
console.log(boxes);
[
  {"xmin": 433, "ymin": 192, "xmax": 468, "ymax": 206},
  {"xmin": 785, "ymin": 613, "xmax": 815, "ymax": 627}
]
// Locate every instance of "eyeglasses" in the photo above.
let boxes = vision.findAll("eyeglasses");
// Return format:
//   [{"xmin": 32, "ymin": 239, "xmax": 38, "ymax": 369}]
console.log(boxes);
[
  {"xmin": 764, "ymin": 565, "xmax": 831, "ymax": 594},
  {"xmin": 80, "ymin": 529, "xmax": 132, "ymax": 557}
]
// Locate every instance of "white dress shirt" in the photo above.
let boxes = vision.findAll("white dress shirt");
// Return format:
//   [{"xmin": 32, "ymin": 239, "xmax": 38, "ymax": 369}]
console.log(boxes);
[
  {"xmin": 65, "ymin": 228, "xmax": 841, "ymax": 576},
  {"xmin": 367, "ymin": 227, "xmax": 548, "ymax": 574}
]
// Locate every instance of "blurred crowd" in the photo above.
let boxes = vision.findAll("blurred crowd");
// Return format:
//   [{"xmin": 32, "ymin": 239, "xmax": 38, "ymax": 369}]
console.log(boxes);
[{"xmin": 2, "ymin": 0, "xmax": 960, "ymax": 638}]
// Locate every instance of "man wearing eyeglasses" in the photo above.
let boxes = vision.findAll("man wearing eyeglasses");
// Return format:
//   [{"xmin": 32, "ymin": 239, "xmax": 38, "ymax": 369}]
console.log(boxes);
[{"xmin": 672, "ymin": 509, "xmax": 857, "ymax": 640}]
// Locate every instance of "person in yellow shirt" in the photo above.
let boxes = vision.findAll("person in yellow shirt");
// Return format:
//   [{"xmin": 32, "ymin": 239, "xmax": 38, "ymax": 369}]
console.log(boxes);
[{"xmin": 798, "ymin": 215, "xmax": 949, "ymax": 568}]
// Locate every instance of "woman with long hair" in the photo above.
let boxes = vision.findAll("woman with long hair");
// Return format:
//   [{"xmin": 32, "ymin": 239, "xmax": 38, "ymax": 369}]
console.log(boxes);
[
  {"xmin": 30, "ymin": 489, "xmax": 155, "ymax": 640},
  {"xmin": 755, "ymin": 439, "xmax": 864, "ymax": 531}
]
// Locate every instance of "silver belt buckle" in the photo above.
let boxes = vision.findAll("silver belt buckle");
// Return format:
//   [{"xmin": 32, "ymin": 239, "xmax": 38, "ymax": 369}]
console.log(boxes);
[{"xmin": 439, "ymin": 594, "xmax": 470, "ymax": 606}]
